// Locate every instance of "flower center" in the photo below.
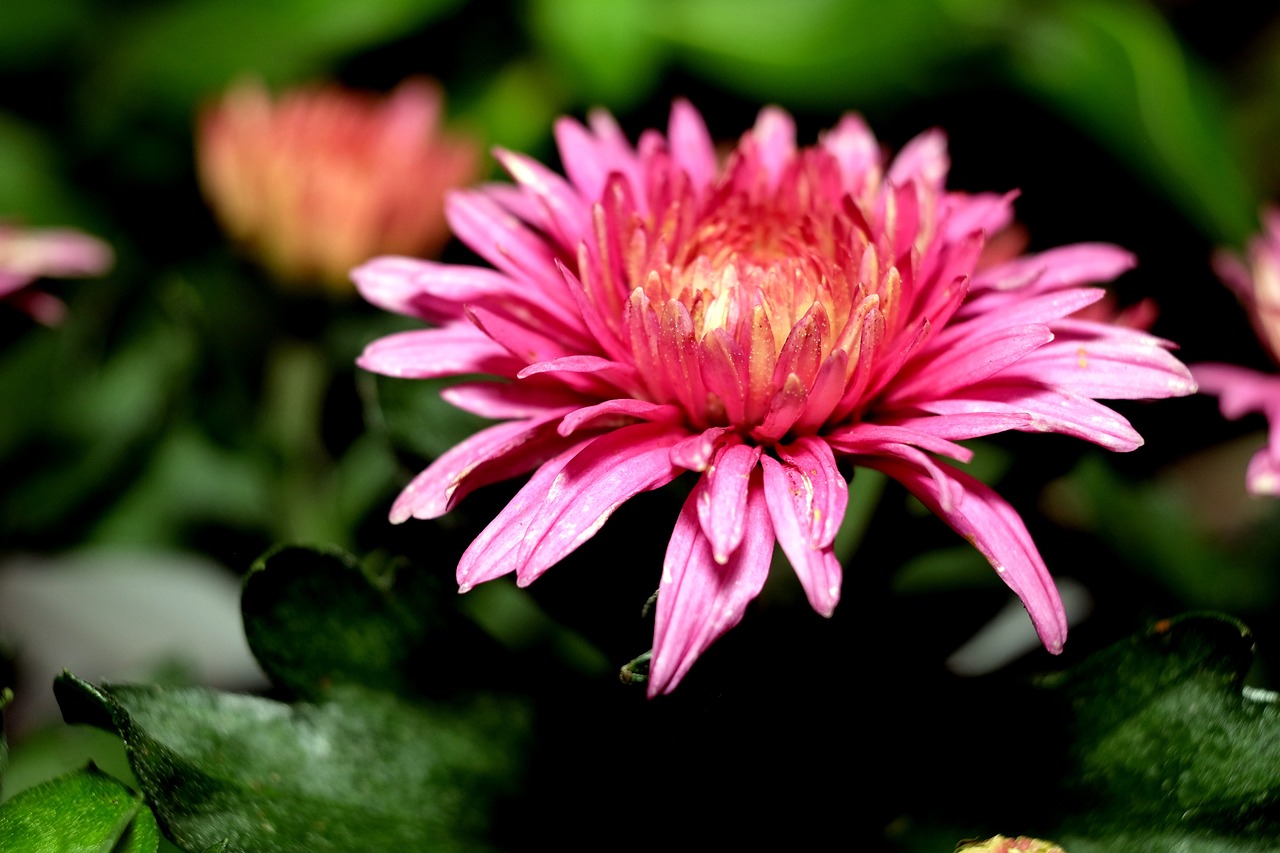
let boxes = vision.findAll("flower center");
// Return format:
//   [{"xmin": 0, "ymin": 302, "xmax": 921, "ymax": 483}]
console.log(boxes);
[{"xmin": 598, "ymin": 146, "xmax": 905, "ymax": 440}]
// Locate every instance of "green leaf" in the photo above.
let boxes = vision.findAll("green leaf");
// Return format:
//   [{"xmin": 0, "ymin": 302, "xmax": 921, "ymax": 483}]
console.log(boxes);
[
  {"xmin": 0, "ymin": 763, "xmax": 159, "ymax": 853},
  {"xmin": 0, "ymin": 688, "xmax": 11, "ymax": 792},
  {"xmin": 241, "ymin": 545, "xmax": 500, "ymax": 700},
  {"xmin": 1008, "ymin": 0, "xmax": 1257, "ymax": 243},
  {"xmin": 55, "ymin": 674, "xmax": 526, "ymax": 853},
  {"xmin": 1048, "ymin": 614, "xmax": 1280, "ymax": 850},
  {"xmin": 84, "ymin": 0, "xmax": 464, "ymax": 129}
]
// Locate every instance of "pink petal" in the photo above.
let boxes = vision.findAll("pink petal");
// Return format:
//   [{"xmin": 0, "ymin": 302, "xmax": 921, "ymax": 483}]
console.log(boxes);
[
  {"xmin": 648, "ymin": 476, "xmax": 774, "ymax": 696},
  {"xmin": 557, "ymin": 398, "xmax": 683, "ymax": 436},
  {"xmin": 456, "ymin": 422, "xmax": 685, "ymax": 590},
  {"xmin": 888, "ymin": 323, "xmax": 1054, "ymax": 403},
  {"xmin": 760, "ymin": 437, "xmax": 848, "ymax": 616},
  {"xmin": 697, "ymin": 442, "xmax": 763, "ymax": 563},
  {"xmin": 440, "ymin": 381, "xmax": 587, "ymax": 419},
  {"xmin": 510, "ymin": 422, "xmax": 686, "ymax": 584},
  {"xmin": 820, "ymin": 113, "xmax": 881, "ymax": 195},
  {"xmin": 824, "ymin": 421, "xmax": 975, "ymax": 463},
  {"xmin": 751, "ymin": 107, "xmax": 797, "ymax": 189},
  {"xmin": 887, "ymin": 129, "xmax": 948, "ymax": 195},
  {"xmin": 494, "ymin": 147, "xmax": 591, "ymax": 250},
  {"xmin": 1246, "ymin": 447, "xmax": 1280, "ymax": 496},
  {"xmin": 920, "ymin": 382, "xmax": 1144, "ymax": 451},
  {"xmin": 1192, "ymin": 363, "xmax": 1280, "ymax": 419},
  {"xmin": 455, "ymin": 444, "xmax": 585, "ymax": 591},
  {"xmin": 391, "ymin": 413, "xmax": 577, "ymax": 523},
  {"xmin": 1001, "ymin": 330, "xmax": 1197, "ymax": 399},
  {"xmin": 668, "ymin": 99, "xmax": 718, "ymax": 193},
  {"xmin": 866, "ymin": 456, "xmax": 1068, "ymax": 655},
  {"xmin": 357, "ymin": 325, "xmax": 521, "ymax": 379},
  {"xmin": 971, "ymin": 243, "xmax": 1136, "ymax": 296},
  {"xmin": 670, "ymin": 426, "xmax": 732, "ymax": 472},
  {"xmin": 446, "ymin": 190, "xmax": 573, "ymax": 294}
]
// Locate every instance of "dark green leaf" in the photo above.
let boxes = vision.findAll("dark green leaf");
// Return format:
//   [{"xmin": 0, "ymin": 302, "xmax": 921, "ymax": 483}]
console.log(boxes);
[
  {"xmin": 1008, "ymin": 0, "xmax": 1257, "ymax": 243},
  {"xmin": 0, "ymin": 688, "xmax": 11, "ymax": 793},
  {"xmin": 55, "ymin": 674, "xmax": 527, "ymax": 853},
  {"xmin": 242, "ymin": 545, "xmax": 503, "ymax": 701},
  {"xmin": 83, "ymin": 0, "xmax": 464, "ymax": 129},
  {"xmin": 1047, "ymin": 614, "xmax": 1280, "ymax": 848},
  {"xmin": 0, "ymin": 763, "xmax": 159, "ymax": 853}
]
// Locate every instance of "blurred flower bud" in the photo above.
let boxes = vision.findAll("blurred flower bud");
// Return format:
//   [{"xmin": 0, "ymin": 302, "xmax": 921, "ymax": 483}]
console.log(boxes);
[
  {"xmin": 196, "ymin": 77, "xmax": 480, "ymax": 292},
  {"xmin": 955, "ymin": 835, "xmax": 1065, "ymax": 853},
  {"xmin": 1212, "ymin": 206, "xmax": 1280, "ymax": 362},
  {"xmin": 0, "ymin": 224, "xmax": 113, "ymax": 325}
]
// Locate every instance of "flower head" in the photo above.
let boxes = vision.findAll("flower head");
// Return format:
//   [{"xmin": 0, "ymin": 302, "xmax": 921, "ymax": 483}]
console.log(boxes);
[
  {"xmin": 0, "ymin": 224, "xmax": 113, "ymax": 325},
  {"xmin": 197, "ymin": 77, "xmax": 479, "ymax": 291},
  {"xmin": 356, "ymin": 102, "xmax": 1196, "ymax": 695},
  {"xmin": 1192, "ymin": 208, "xmax": 1280, "ymax": 495}
]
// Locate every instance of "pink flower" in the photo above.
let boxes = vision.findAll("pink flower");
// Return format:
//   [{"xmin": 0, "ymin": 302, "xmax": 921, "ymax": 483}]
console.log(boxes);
[
  {"xmin": 355, "ymin": 102, "xmax": 1196, "ymax": 695},
  {"xmin": 197, "ymin": 77, "xmax": 479, "ymax": 291},
  {"xmin": 1193, "ymin": 208, "xmax": 1280, "ymax": 495},
  {"xmin": 0, "ymin": 224, "xmax": 113, "ymax": 325}
]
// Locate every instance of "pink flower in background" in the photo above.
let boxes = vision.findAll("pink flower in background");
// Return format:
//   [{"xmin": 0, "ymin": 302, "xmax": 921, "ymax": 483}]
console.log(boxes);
[
  {"xmin": 356, "ymin": 102, "xmax": 1196, "ymax": 695},
  {"xmin": 1193, "ymin": 208, "xmax": 1280, "ymax": 495},
  {"xmin": 197, "ymin": 77, "xmax": 479, "ymax": 291},
  {"xmin": 0, "ymin": 224, "xmax": 113, "ymax": 325}
]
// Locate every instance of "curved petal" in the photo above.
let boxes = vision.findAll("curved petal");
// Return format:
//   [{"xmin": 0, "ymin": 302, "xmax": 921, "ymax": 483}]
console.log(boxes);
[
  {"xmin": 649, "ymin": 475, "xmax": 773, "ymax": 696},
  {"xmin": 1192, "ymin": 363, "xmax": 1280, "ymax": 420},
  {"xmin": 357, "ymin": 325, "xmax": 521, "ymax": 379},
  {"xmin": 760, "ymin": 438, "xmax": 848, "ymax": 616},
  {"xmin": 864, "ymin": 456, "xmax": 1068, "ymax": 655},
  {"xmin": 697, "ymin": 442, "xmax": 762, "ymax": 564},
  {"xmin": 920, "ymin": 381, "xmax": 1143, "ymax": 451},
  {"xmin": 391, "ymin": 412, "xmax": 576, "ymax": 523},
  {"xmin": 457, "ymin": 422, "xmax": 686, "ymax": 590}
]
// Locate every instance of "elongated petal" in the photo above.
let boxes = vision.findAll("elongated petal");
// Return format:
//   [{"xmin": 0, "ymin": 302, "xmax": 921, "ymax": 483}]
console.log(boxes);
[
  {"xmin": 391, "ymin": 413, "xmax": 576, "ymax": 522},
  {"xmin": 1000, "ymin": 332, "xmax": 1196, "ymax": 399},
  {"xmin": 1192, "ymin": 363, "xmax": 1280, "ymax": 419},
  {"xmin": 440, "ymin": 381, "xmax": 587, "ymax": 419},
  {"xmin": 697, "ymin": 442, "xmax": 762, "ymax": 563},
  {"xmin": 761, "ymin": 438, "xmax": 848, "ymax": 615},
  {"xmin": 454, "ymin": 423, "xmax": 686, "ymax": 591},
  {"xmin": 649, "ymin": 477, "xmax": 773, "ymax": 696},
  {"xmin": 921, "ymin": 382, "xmax": 1144, "ymax": 451},
  {"xmin": 866, "ymin": 456, "xmax": 1068, "ymax": 655},
  {"xmin": 357, "ymin": 325, "xmax": 520, "ymax": 379}
]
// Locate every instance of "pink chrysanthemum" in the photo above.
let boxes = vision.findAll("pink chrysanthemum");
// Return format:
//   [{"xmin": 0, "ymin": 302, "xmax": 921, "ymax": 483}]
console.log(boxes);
[
  {"xmin": 355, "ymin": 102, "xmax": 1196, "ymax": 695},
  {"xmin": 0, "ymin": 224, "xmax": 112, "ymax": 325},
  {"xmin": 1193, "ymin": 208, "xmax": 1280, "ymax": 495}
]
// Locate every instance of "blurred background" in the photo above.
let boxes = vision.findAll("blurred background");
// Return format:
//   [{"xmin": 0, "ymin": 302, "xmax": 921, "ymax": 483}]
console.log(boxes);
[{"xmin": 2, "ymin": 0, "xmax": 1280, "ymax": 847}]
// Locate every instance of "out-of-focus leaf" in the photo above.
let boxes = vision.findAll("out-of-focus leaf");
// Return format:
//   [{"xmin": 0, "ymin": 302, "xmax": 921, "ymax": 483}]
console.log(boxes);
[
  {"xmin": 0, "ymin": 0, "xmax": 90, "ymax": 70},
  {"xmin": 1043, "ymin": 454, "xmax": 1280, "ymax": 611},
  {"xmin": 656, "ymin": 0, "xmax": 989, "ymax": 108},
  {"xmin": 1, "ymin": 724, "xmax": 133, "ymax": 806},
  {"xmin": 84, "ymin": 0, "xmax": 465, "ymax": 128},
  {"xmin": 0, "ymin": 114, "xmax": 94, "ymax": 225},
  {"xmin": 527, "ymin": 0, "xmax": 666, "ymax": 108},
  {"xmin": 464, "ymin": 60, "xmax": 566, "ymax": 154},
  {"xmin": 1008, "ymin": 0, "xmax": 1257, "ymax": 243},
  {"xmin": 0, "ymin": 763, "xmax": 159, "ymax": 853},
  {"xmin": 374, "ymin": 373, "xmax": 493, "ymax": 463},
  {"xmin": 55, "ymin": 674, "xmax": 527, "ymax": 853},
  {"xmin": 1048, "ymin": 614, "xmax": 1280, "ymax": 850},
  {"xmin": 241, "ymin": 545, "xmax": 499, "ymax": 700},
  {"xmin": 889, "ymin": 615, "xmax": 1280, "ymax": 851},
  {"xmin": 0, "ymin": 689, "xmax": 11, "ymax": 793},
  {"xmin": 0, "ymin": 550, "xmax": 265, "ymax": 728}
]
